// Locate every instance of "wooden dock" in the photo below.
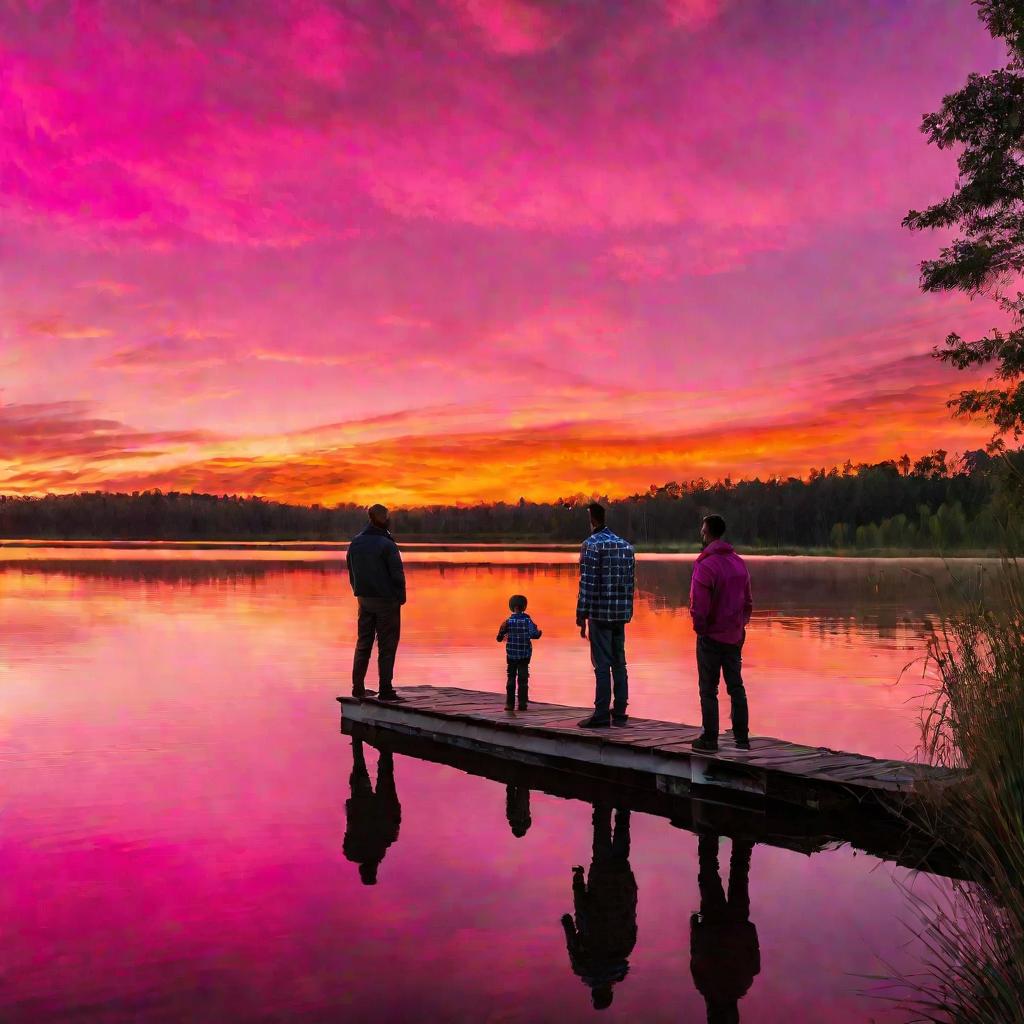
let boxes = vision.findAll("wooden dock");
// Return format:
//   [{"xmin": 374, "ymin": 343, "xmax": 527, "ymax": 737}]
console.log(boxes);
[
  {"xmin": 342, "ymin": 719, "xmax": 969, "ymax": 877},
  {"xmin": 338, "ymin": 685, "xmax": 961, "ymax": 818}
]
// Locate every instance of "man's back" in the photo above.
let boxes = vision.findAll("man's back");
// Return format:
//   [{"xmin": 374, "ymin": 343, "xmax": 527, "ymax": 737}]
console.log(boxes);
[
  {"xmin": 577, "ymin": 527, "xmax": 636, "ymax": 624},
  {"xmin": 347, "ymin": 524, "xmax": 407, "ymax": 604},
  {"xmin": 689, "ymin": 540, "xmax": 751, "ymax": 645}
]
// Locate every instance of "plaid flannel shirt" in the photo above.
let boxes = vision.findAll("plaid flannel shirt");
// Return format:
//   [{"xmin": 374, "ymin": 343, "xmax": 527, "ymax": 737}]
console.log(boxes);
[
  {"xmin": 576, "ymin": 526, "xmax": 636, "ymax": 624},
  {"xmin": 497, "ymin": 612, "xmax": 542, "ymax": 660}
]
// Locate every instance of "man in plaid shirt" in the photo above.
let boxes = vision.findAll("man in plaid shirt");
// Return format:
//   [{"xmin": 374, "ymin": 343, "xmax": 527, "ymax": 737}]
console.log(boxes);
[{"xmin": 576, "ymin": 502, "xmax": 636, "ymax": 728}]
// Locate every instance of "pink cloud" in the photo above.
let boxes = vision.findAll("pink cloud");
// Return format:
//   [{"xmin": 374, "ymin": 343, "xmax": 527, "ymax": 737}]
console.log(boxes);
[
  {"xmin": 0, "ymin": 0, "xmax": 1012, "ymax": 503},
  {"xmin": 663, "ymin": 0, "xmax": 726, "ymax": 28},
  {"xmin": 448, "ymin": 0, "xmax": 578, "ymax": 55},
  {"xmin": 0, "ymin": 401, "xmax": 213, "ymax": 469},
  {"xmin": 0, "ymin": 0, "xmax": 1002, "ymax": 244},
  {"xmin": 98, "ymin": 338, "xmax": 229, "ymax": 372}
]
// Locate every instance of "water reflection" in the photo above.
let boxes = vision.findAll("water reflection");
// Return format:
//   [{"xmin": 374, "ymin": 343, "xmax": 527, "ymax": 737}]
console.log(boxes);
[
  {"xmin": 343, "ymin": 738, "xmax": 402, "ymax": 886},
  {"xmin": 2, "ymin": 549, "xmax": 990, "ymax": 758},
  {"xmin": 691, "ymin": 835, "xmax": 759, "ymax": 1024},
  {"xmin": 337, "ymin": 725, "xmax": 963, "ymax": 1022},
  {"xmin": 562, "ymin": 806, "xmax": 638, "ymax": 1011},
  {"xmin": 0, "ymin": 552, "xmax": 976, "ymax": 1023},
  {"xmin": 506, "ymin": 784, "xmax": 532, "ymax": 838}
]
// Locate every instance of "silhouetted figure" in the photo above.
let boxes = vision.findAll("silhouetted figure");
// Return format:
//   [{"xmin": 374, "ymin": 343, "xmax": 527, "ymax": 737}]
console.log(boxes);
[
  {"xmin": 561, "ymin": 806, "xmax": 638, "ymax": 1010},
  {"xmin": 690, "ymin": 834, "xmax": 760, "ymax": 1024},
  {"xmin": 690, "ymin": 514, "xmax": 753, "ymax": 753},
  {"xmin": 343, "ymin": 739, "xmax": 402, "ymax": 885},
  {"xmin": 505, "ymin": 784, "xmax": 532, "ymax": 837},
  {"xmin": 576, "ymin": 503, "xmax": 636, "ymax": 729},
  {"xmin": 348, "ymin": 504, "xmax": 407, "ymax": 702},
  {"xmin": 496, "ymin": 594, "xmax": 542, "ymax": 710}
]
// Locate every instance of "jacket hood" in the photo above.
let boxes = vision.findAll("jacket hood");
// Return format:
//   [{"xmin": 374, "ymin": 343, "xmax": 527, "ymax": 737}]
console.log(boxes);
[{"xmin": 696, "ymin": 538, "xmax": 735, "ymax": 562}]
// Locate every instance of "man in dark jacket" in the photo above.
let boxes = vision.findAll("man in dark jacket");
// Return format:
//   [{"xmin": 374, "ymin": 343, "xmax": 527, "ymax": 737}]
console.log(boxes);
[
  {"xmin": 561, "ymin": 805, "xmax": 638, "ymax": 1011},
  {"xmin": 343, "ymin": 737, "xmax": 402, "ymax": 885},
  {"xmin": 347, "ymin": 504, "xmax": 407, "ymax": 702}
]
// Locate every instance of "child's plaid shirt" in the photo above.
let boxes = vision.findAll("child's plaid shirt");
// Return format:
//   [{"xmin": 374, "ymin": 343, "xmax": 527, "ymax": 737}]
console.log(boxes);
[{"xmin": 497, "ymin": 611, "xmax": 542, "ymax": 660}]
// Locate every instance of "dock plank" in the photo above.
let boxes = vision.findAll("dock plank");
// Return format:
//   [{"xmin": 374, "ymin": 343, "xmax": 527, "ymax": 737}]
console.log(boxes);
[{"xmin": 338, "ymin": 685, "xmax": 960, "ymax": 814}]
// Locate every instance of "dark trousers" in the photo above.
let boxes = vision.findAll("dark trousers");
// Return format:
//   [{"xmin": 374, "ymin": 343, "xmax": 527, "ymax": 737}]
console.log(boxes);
[
  {"xmin": 506, "ymin": 658, "xmax": 530, "ymax": 707},
  {"xmin": 696, "ymin": 636, "xmax": 748, "ymax": 741},
  {"xmin": 697, "ymin": 833, "xmax": 752, "ymax": 923},
  {"xmin": 353, "ymin": 597, "xmax": 401, "ymax": 695},
  {"xmin": 590, "ymin": 621, "xmax": 628, "ymax": 724}
]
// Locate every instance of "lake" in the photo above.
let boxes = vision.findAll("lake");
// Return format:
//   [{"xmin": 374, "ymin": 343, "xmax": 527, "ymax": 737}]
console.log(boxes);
[{"xmin": 0, "ymin": 548, "xmax": 991, "ymax": 1022}]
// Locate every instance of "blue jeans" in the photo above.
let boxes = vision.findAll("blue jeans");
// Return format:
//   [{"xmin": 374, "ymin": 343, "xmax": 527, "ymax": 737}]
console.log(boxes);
[{"xmin": 589, "ymin": 621, "xmax": 628, "ymax": 724}]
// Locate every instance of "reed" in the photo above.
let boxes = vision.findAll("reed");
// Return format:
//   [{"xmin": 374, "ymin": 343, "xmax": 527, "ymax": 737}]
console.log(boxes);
[{"xmin": 892, "ymin": 559, "xmax": 1024, "ymax": 1022}]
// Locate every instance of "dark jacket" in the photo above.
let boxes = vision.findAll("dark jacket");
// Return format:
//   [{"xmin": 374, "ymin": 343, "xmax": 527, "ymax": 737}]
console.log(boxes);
[{"xmin": 347, "ymin": 525, "xmax": 407, "ymax": 605}]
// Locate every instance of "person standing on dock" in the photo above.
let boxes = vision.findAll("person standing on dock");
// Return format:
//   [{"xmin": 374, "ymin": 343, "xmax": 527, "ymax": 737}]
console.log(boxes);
[
  {"xmin": 690, "ymin": 833, "xmax": 760, "ymax": 1024},
  {"xmin": 576, "ymin": 502, "xmax": 636, "ymax": 729},
  {"xmin": 689, "ymin": 515, "xmax": 752, "ymax": 753},
  {"xmin": 347, "ymin": 504, "xmax": 407, "ymax": 702},
  {"xmin": 561, "ymin": 805, "xmax": 638, "ymax": 1010},
  {"xmin": 497, "ymin": 593, "xmax": 542, "ymax": 711}
]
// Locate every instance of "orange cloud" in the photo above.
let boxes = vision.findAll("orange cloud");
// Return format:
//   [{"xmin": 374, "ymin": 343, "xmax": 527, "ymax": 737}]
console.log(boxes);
[
  {"xmin": 2, "ymin": 374, "xmax": 980, "ymax": 506},
  {"xmin": 25, "ymin": 316, "xmax": 111, "ymax": 340}
]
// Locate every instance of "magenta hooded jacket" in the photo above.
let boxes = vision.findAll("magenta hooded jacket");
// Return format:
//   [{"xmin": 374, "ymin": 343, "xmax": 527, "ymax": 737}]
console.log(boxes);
[{"xmin": 688, "ymin": 539, "xmax": 752, "ymax": 645}]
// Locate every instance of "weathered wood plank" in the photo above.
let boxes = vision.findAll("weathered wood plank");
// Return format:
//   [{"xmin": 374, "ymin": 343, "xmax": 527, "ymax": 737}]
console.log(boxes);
[{"xmin": 339, "ymin": 685, "xmax": 961, "ymax": 812}]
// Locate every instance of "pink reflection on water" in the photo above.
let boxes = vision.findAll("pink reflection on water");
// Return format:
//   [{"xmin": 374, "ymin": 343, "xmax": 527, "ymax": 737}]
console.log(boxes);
[{"xmin": 0, "ymin": 554, "xmax": 963, "ymax": 1021}]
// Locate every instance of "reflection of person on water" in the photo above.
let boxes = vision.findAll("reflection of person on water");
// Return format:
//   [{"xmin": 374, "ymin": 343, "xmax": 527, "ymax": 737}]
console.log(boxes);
[
  {"xmin": 561, "ymin": 805, "xmax": 638, "ymax": 1010},
  {"xmin": 343, "ymin": 738, "xmax": 402, "ymax": 885},
  {"xmin": 505, "ymin": 784, "xmax": 531, "ymax": 838},
  {"xmin": 690, "ymin": 834, "xmax": 760, "ymax": 1024}
]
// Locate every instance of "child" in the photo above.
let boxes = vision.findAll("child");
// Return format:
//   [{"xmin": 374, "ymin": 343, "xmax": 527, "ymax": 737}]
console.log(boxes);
[{"xmin": 496, "ymin": 594, "xmax": 542, "ymax": 711}]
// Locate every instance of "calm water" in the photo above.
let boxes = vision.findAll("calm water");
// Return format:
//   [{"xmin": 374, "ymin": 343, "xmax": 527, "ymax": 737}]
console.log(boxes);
[{"xmin": 0, "ymin": 550, "xmax": 990, "ymax": 1023}]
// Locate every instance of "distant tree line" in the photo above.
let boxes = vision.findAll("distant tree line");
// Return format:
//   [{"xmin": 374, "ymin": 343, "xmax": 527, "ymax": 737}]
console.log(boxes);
[{"xmin": 2, "ymin": 449, "xmax": 1021, "ymax": 550}]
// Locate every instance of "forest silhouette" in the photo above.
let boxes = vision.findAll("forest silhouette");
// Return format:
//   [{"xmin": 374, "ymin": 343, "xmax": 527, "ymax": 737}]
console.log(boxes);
[{"xmin": 4, "ymin": 448, "xmax": 1020, "ymax": 551}]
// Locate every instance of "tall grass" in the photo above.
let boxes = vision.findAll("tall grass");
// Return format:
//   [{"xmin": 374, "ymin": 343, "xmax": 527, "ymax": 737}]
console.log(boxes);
[{"xmin": 894, "ymin": 558, "xmax": 1024, "ymax": 1022}]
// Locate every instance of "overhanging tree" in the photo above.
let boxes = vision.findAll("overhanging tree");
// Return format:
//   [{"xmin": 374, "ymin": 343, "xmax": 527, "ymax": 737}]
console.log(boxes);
[{"xmin": 904, "ymin": 0, "xmax": 1024, "ymax": 444}]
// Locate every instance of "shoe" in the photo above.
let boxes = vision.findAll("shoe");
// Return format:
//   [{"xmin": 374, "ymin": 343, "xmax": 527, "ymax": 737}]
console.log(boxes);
[
  {"xmin": 577, "ymin": 716, "xmax": 611, "ymax": 729},
  {"xmin": 611, "ymin": 715, "xmax": 629, "ymax": 727},
  {"xmin": 517, "ymin": 704, "xmax": 528, "ymax": 712},
  {"xmin": 691, "ymin": 734, "xmax": 719, "ymax": 752},
  {"xmin": 504, "ymin": 703, "xmax": 515, "ymax": 711},
  {"xmin": 734, "ymin": 737, "xmax": 751, "ymax": 751},
  {"xmin": 353, "ymin": 688, "xmax": 377, "ymax": 700},
  {"xmin": 376, "ymin": 691, "xmax": 407, "ymax": 703}
]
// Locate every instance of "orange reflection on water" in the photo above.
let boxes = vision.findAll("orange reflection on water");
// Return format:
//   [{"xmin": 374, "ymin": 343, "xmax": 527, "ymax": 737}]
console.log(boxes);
[{"xmin": 0, "ymin": 551, "xmax": 974, "ymax": 1023}]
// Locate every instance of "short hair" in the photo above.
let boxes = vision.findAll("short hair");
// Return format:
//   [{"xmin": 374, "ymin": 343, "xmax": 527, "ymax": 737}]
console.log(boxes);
[
  {"xmin": 508, "ymin": 594, "xmax": 528, "ymax": 612},
  {"xmin": 587, "ymin": 501, "xmax": 606, "ymax": 525},
  {"xmin": 702, "ymin": 514, "xmax": 726, "ymax": 538},
  {"xmin": 367, "ymin": 503, "xmax": 388, "ymax": 519}
]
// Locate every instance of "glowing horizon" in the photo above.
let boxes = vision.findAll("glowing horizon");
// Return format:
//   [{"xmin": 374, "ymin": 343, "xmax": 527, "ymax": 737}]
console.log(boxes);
[{"xmin": 1, "ymin": 0, "xmax": 1009, "ymax": 505}]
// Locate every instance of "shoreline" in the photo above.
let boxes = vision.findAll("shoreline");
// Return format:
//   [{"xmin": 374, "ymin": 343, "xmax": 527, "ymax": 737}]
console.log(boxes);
[{"xmin": 0, "ymin": 537, "xmax": 1006, "ymax": 559}]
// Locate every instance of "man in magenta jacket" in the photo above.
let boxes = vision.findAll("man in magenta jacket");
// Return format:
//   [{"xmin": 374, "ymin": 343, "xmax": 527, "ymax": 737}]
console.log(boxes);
[{"xmin": 688, "ymin": 515, "xmax": 752, "ymax": 752}]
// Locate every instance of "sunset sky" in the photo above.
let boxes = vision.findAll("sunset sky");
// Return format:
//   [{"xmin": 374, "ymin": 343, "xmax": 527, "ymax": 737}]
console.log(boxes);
[{"xmin": 0, "ymin": 0, "xmax": 1011, "ymax": 505}]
